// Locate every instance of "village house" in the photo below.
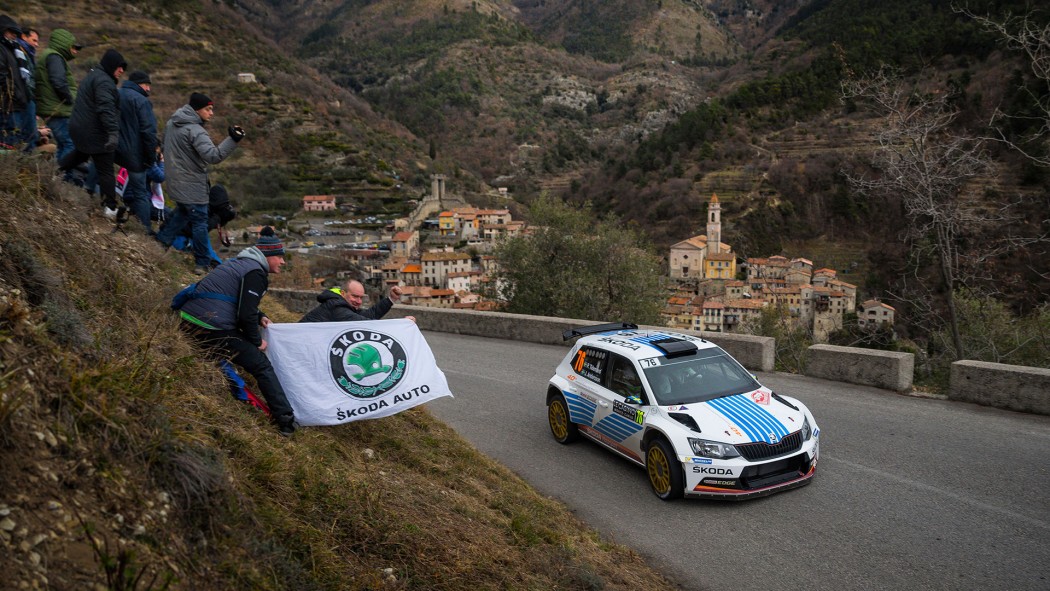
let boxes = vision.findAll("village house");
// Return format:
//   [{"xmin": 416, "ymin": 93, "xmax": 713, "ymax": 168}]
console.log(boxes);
[
  {"xmin": 421, "ymin": 250, "xmax": 473, "ymax": 288},
  {"xmin": 438, "ymin": 211, "xmax": 456, "ymax": 236},
  {"xmin": 702, "ymin": 301, "xmax": 725, "ymax": 332},
  {"xmin": 723, "ymin": 299, "xmax": 767, "ymax": 333},
  {"xmin": 389, "ymin": 230, "xmax": 419, "ymax": 258},
  {"xmin": 746, "ymin": 255, "xmax": 791, "ymax": 280},
  {"xmin": 704, "ymin": 251, "xmax": 737, "ymax": 280},
  {"xmin": 399, "ymin": 262, "xmax": 422, "ymax": 287},
  {"xmin": 302, "ymin": 195, "xmax": 337, "ymax": 212},
  {"xmin": 447, "ymin": 270, "xmax": 482, "ymax": 293},
  {"xmin": 860, "ymin": 299, "xmax": 896, "ymax": 329},
  {"xmin": 401, "ymin": 286, "xmax": 455, "ymax": 308}
]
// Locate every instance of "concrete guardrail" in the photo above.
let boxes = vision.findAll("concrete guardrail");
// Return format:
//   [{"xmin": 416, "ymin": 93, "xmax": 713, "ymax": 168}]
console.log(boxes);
[
  {"xmin": 268, "ymin": 290, "xmax": 774, "ymax": 371},
  {"xmin": 950, "ymin": 360, "xmax": 1050, "ymax": 416},
  {"xmin": 806, "ymin": 344, "xmax": 914, "ymax": 393},
  {"xmin": 270, "ymin": 289, "xmax": 1049, "ymax": 414}
]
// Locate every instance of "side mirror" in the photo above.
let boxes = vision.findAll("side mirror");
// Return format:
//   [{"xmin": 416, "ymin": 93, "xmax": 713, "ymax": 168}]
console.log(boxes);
[{"xmin": 625, "ymin": 395, "xmax": 643, "ymax": 405}]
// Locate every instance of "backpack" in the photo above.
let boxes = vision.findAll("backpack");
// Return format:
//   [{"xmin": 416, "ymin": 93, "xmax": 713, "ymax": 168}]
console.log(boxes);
[{"xmin": 170, "ymin": 282, "xmax": 237, "ymax": 310}]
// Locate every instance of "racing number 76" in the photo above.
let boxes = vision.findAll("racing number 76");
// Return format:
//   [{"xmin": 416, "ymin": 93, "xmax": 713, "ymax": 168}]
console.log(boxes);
[{"xmin": 573, "ymin": 349, "xmax": 586, "ymax": 373}]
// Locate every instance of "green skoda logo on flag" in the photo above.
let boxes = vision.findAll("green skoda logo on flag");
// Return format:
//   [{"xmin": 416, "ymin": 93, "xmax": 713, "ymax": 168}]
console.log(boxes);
[{"xmin": 329, "ymin": 329, "xmax": 407, "ymax": 399}]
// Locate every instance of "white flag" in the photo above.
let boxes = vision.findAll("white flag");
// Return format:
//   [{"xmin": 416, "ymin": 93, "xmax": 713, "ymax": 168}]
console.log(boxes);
[{"xmin": 265, "ymin": 319, "xmax": 453, "ymax": 426}]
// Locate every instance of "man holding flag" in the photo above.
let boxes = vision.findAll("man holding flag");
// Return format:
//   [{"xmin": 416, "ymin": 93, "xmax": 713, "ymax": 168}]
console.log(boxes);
[{"xmin": 264, "ymin": 318, "xmax": 451, "ymax": 426}]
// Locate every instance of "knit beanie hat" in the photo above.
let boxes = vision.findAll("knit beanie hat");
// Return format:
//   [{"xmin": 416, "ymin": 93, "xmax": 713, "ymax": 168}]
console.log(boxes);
[
  {"xmin": 128, "ymin": 71, "xmax": 151, "ymax": 85},
  {"xmin": 100, "ymin": 48, "xmax": 127, "ymax": 75},
  {"xmin": 256, "ymin": 226, "xmax": 285, "ymax": 257},
  {"xmin": 189, "ymin": 92, "xmax": 213, "ymax": 111}
]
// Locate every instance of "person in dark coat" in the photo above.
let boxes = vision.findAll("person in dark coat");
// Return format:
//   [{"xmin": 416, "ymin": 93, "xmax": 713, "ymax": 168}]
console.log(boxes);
[
  {"xmin": 116, "ymin": 70, "xmax": 158, "ymax": 231},
  {"xmin": 58, "ymin": 48, "xmax": 126, "ymax": 217},
  {"xmin": 177, "ymin": 227, "xmax": 296, "ymax": 436},
  {"xmin": 0, "ymin": 15, "xmax": 28, "ymax": 148},
  {"xmin": 300, "ymin": 280, "xmax": 412, "ymax": 323},
  {"xmin": 15, "ymin": 26, "xmax": 38, "ymax": 151}
]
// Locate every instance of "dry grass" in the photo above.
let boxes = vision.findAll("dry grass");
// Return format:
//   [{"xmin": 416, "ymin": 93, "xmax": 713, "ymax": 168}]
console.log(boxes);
[{"xmin": 0, "ymin": 153, "xmax": 680, "ymax": 589}]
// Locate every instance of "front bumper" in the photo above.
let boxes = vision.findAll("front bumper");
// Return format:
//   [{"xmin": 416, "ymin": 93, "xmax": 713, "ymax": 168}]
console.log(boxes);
[{"xmin": 683, "ymin": 439, "xmax": 819, "ymax": 500}]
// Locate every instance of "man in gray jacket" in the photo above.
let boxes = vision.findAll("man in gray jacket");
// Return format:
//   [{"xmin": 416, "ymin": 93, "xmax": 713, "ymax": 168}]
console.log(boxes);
[{"xmin": 155, "ymin": 92, "xmax": 245, "ymax": 274}]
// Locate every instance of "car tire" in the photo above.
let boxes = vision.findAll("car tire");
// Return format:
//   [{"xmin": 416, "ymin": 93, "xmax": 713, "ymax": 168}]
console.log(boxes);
[
  {"xmin": 547, "ymin": 392, "xmax": 580, "ymax": 444},
  {"xmin": 646, "ymin": 438, "xmax": 684, "ymax": 500}
]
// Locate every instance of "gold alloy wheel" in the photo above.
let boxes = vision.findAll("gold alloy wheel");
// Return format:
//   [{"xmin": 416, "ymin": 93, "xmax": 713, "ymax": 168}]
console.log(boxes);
[
  {"xmin": 548, "ymin": 400, "xmax": 569, "ymax": 440},
  {"xmin": 647, "ymin": 445, "xmax": 672, "ymax": 495}
]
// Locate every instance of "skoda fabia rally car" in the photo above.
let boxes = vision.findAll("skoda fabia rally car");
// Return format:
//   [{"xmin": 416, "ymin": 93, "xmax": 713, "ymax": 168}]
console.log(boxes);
[{"xmin": 546, "ymin": 323, "xmax": 820, "ymax": 500}]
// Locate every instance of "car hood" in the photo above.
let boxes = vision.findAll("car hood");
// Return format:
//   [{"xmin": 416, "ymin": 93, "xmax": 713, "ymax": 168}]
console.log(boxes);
[{"xmin": 663, "ymin": 389, "xmax": 805, "ymax": 445}]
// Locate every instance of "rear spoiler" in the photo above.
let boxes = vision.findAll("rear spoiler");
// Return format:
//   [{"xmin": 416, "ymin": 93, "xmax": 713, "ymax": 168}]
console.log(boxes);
[{"xmin": 562, "ymin": 322, "xmax": 638, "ymax": 341}]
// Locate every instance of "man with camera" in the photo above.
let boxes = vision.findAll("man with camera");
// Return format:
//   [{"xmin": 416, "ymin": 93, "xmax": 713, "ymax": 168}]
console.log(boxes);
[{"xmin": 155, "ymin": 92, "xmax": 245, "ymax": 275}]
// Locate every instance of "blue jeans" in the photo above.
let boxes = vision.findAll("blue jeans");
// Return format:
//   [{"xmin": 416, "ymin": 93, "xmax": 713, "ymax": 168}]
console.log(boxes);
[
  {"xmin": 121, "ymin": 170, "xmax": 152, "ymax": 231},
  {"xmin": 0, "ymin": 111, "xmax": 23, "ymax": 148},
  {"xmin": 46, "ymin": 116, "xmax": 73, "ymax": 162},
  {"xmin": 157, "ymin": 202, "xmax": 211, "ymax": 267},
  {"xmin": 17, "ymin": 101, "xmax": 37, "ymax": 151}
]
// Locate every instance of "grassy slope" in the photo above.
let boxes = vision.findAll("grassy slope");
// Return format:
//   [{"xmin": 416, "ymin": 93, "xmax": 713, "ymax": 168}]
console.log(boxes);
[{"xmin": 0, "ymin": 156, "xmax": 680, "ymax": 589}]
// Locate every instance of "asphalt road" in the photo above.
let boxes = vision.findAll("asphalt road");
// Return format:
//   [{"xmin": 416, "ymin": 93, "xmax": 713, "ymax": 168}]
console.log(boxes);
[{"xmin": 422, "ymin": 331, "xmax": 1050, "ymax": 591}]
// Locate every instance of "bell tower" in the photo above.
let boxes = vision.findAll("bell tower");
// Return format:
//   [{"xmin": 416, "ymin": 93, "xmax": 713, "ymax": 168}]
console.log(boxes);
[{"xmin": 706, "ymin": 194, "xmax": 721, "ymax": 255}]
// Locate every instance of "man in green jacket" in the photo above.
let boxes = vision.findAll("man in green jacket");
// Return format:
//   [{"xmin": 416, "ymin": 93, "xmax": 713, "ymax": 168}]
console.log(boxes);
[{"xmin": 34, "ymin": 28, "xmax": 78, "ymax": 161}]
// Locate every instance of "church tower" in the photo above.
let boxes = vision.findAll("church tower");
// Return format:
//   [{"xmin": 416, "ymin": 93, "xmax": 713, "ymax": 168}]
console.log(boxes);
[{"xmin": 706, "ymin": 194, "xmax": 721, "ymax": 255}]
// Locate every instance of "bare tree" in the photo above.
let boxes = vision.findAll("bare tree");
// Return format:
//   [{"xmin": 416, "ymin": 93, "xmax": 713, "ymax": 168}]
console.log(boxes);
[
  {"xmin": 842, "ymin": 67, "xmax": 994, "ymax": 359},
  {"xmin": 956, "ymin": 4, "xmax": 1050, "ymax": 166}
]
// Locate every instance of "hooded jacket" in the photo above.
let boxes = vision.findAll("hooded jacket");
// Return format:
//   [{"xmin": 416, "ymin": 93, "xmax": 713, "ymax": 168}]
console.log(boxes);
[
  {"xmin": 116, "ymin": 79, "xmax": 157, "ymax": 171},
  {"xmin": 0, "ymin": 16, "xmax": 28, "ymax": 114},
  {"xmin": 163, "ymin": 103, "xmax": 238, "ymax": 205},
  {"xmin": 299, "ymin": 287, "xmax": 394, "ymax": 323},
  {"xmin": 179, "ymin": 247, "xmax": 270, "ymax": 346},
  {"xmin": 33, "ymin": 28, "xmax": 76, "ymax": 118},
  {"xmin": 69, "ymin": 50, "xmax": 125, "ymax": 154}
]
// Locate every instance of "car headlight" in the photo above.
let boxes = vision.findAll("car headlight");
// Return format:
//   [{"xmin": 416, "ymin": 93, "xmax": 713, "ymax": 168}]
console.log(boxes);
[
  {"xmin": 688, "ymin": 437, "xmax": 741, "ymax": 459},
  {"xmin": 802, "ymin": 416, "xmax": 812, "ymax": 441}
]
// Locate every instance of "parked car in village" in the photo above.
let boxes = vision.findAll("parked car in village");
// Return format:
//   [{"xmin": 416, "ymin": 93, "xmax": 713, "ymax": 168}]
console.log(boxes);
[{"xmin": 546, "ymin": 323, "xmax": 820, "ymax": 500}]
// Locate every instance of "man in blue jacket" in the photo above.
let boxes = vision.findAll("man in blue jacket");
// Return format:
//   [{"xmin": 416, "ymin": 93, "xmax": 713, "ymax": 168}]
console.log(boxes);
[
  {"xmin": 178, "ymin": 227, "xmax": 296, "ymax": 436},
  {"xmin": 116, "ymin": 70, "xmax": 158, "ymax": 233}
]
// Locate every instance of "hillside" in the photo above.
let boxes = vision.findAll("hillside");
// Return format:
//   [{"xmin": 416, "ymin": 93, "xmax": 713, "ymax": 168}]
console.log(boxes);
[
  {"xmin": 16, "ymin": 0, "xmax": 463, "ymax": 212},
  {"xmin": 217, "ymin": 0, "xmax": 741, "ymax": 195},
  {"xmin": 0, "ymin": 155, "xmax": 681, "ymax": 588}
]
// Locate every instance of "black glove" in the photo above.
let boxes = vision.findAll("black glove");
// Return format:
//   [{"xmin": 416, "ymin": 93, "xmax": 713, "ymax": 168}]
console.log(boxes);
[{"xmin": 228, "ymin": 125, "xmax": 245, "ymax": 142}]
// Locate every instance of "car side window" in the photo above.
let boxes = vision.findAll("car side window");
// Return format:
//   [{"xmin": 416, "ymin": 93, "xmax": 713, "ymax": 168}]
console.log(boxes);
[
  {"xmin": 571, "ymin": 346, "xmax": 607, "ymax": 385},
  {"xmin": 606, "ymin": 355, "xmax": 644, "ymax": 402}
]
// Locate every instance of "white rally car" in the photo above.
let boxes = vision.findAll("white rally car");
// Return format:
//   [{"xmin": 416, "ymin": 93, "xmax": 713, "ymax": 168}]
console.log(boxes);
[{"xmin": 546, "ymin": 323, "xmax": 820, "ymax": 500}]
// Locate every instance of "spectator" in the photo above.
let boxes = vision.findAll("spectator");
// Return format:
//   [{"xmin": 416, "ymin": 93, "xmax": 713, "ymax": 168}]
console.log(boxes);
[
  {"xmin": 0, "ymin": 15, "xmax": 28, "ymax": 149},
  {"xmin": 15, "ymin": 26, "xmax": 37, "ymax": 151},
  {"xmin": 176, "ymin": 226, "xmax": 296, "ymax": 436},
  {"xmin": 300, "ymin": 280, "xmax": 414, "ymax": 323},
  {"xmin": 58, "ymin": 48, "xmax": 126, "ymax": 218},
  {"xmin": 33, "ymin": 28, "xmax": 79, "ymax": 162},
  {"xmin": 116, "ymin": 70, "xmax": 158, "ymax": 232},
  {"xmin": 155, "ymin": 92, "xmax": 244, "ymax": 275},
  {"xmin": 168, "ymin": 183, "xmax": 237, "ymax": 267}
]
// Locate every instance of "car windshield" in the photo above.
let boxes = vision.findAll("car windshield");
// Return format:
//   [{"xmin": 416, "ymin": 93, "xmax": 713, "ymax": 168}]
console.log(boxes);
[{"xmin": 642, "ymin": 349, "xmax": 761, "ymax": 405}]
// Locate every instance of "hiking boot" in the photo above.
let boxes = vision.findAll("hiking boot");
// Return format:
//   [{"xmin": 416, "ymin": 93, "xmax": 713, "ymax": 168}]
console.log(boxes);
[
  {"xmin": 277, "ymin": 423, "xmax": 295, "ymax": 437},
  {"xmin": 192, "ymin": 265, "xmax": 209, "ymax": 276},
  {"xmin": 114, "ymin": 206, "xmax": 129, "ymax": 224},
  {"xmin": 102, "ymin": 205, "xmax": 119, "ymax": 219}
]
